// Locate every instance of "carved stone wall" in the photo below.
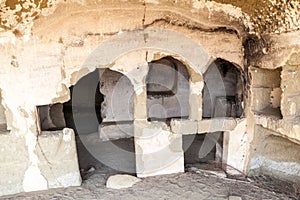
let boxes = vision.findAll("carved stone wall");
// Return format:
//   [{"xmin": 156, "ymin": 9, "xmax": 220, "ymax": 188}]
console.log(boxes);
[{"xmin": 0, "ymin": 0, "xmax": 299, "ymax": 197}]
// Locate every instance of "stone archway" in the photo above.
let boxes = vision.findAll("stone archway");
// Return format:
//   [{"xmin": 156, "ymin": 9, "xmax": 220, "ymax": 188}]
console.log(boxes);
[
  {"xmin": 68, "ymin": 27, "xmax": 247, "ymax": 177},
  {"xmin": 67, "ymin": 27, "xmax": 212, "ymax": 177}
]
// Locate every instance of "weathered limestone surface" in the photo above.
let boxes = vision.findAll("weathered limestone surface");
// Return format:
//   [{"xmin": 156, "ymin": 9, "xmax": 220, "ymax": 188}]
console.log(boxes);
[
  {"xmin": 247, "ymin": 31, "xmax": 300, "ymax": 69},
  {"xmin": 99, "ymin": 69, "xmax": 134, "ymax": 122},
  {"xmin": 0, "ymin": 92, "xmax": 6, "ymax": 126},
  {"xmin": 250, "ymin": 67, "xmax": 281, "ymax": 112},
  {"xmin": 0, "ymin": 132, "xmax": 29, "ymax": 196},
  {"xmin": 135, "ymin": 121, "xmax": 184, "ymax": 177},
  {"xmin": 251, "ymin": 67, "xmax": 281, "ymax": 88},
  {"xmin": 198, "ymin": 118, "xmax": 238, "ymax": 134},
  {"xmin": 0, "ymin": 0, "xmax": 299, "ymax": 197},
  {"xmin": 255, "ymin": 114, "xmax": 300, "ymax": 145},
  {"xmin": 222, "ymin": 119, "xmax": 247, "ymax": 175},
  {"xmin": 248, "ymin": 126, "xmax": 300, "ymax": 183},
  {"xmin": 247, "ymin": 48, "xmax": 300, "ymax": 183},
  {"xmin": 106, "ymin": 174, "xmax": 141, "ymax": 189},
  {"xmin": 170, "ymin": 118, "xmax": 237, "ymax": 135},
  {"xmin": 250, "ymin": 51, "xmax": 300, "ymax": 144},
  {"xmin": 214, "ymin": 0, "xmax": 300, "ymax": 34},
  {"xmin": 99, "ymin": 123, "xmax": 134, "ymax": 141},
  {"xmin": 37, "ymin": 129, "xmax": 82, "ymax": 188},
  {"xmin": 171, "ymin": 119, "xmax": 198, "ymax": 135},
  {"xmin": 251, "ymin": 87, "xmax": 273, "ymax": 111},
  {"xmin": 281, "ymin": 62, "xmax": 300, "ymax": 121},
  {"xmin": 0, "ymin": 129, "xmax": 81, "ymax": 197}
]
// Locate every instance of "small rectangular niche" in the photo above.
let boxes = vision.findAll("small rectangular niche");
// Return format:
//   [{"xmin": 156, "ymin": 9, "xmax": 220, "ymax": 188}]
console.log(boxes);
[
  {"xmin": 251, "ymin": 67, "xmax": 282, "ymax": 118},
  {"xmin": 37, "ymin": 103, "xmax": 66, "ymax": 131}
]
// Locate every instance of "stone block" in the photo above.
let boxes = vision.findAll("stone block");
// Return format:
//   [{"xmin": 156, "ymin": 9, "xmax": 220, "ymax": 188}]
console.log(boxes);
[
  {"xmin": 189, "ymin": 92, "xmax": 202, "ymax": 120},
  {"xmin": 135, "ymin": 122, "xmax": 184, "ymax": 177},
  {"xmin": 134, "ymin": 90, "xmax": 148, "ymax": 120},
  {"xmin": 37, "ymin": 128, "xmax": 82, "ymax": 188},
  {"xmin": 99, "ymin": 123, "xmax": 134, "ymax": 141},
  {"xmin": 222, "ymin": 119, "xmax": 247, "ymax": 175},
  {"xmin": 147, "ymin": 59, "xmax": 190, "ymax": 120},
  {"xmin": 148, "ymin": 95, "xmax": 189, "ymax": 119},
  {"xmin": 170, "ymin": 119, "xmax": 198, "ymax": 135},
  {"xmin": 171, "ymin": 118, "xmax": 238, "ymax": 135},
  {"xmin": 254, "ymin": 114, "xmax": 300, "ymax": 144},
  {"xmin": 198, "ymin": 118, "xmax": 237, "ymax": 133},
  {"xmin": 0, "ymin": 132, "xmax": 29, "ymax": 196}
]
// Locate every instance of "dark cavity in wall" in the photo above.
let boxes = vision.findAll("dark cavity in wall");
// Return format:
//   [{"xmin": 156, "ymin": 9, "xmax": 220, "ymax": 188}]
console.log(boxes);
[
  {"xmin": 183, "ymin": 134, "xmax": 218, "ymax": 165},
  {"xmin": 202, "ymin": 58, "xmax": 244, "ymax": 119},
  {"xmin": 186, "ymin": 58, "xmax": 245, "ymax": 169},
  {"xmin": 37, "ymin": 103, "xmax": 66, "ymax": 131},
  {"xmin": 146, "ymin": 57, "xmax": 190, "ymax": 123},
  {"xmin": 62, "ymin": 69, "xmax": 136, "ymax": 173}
]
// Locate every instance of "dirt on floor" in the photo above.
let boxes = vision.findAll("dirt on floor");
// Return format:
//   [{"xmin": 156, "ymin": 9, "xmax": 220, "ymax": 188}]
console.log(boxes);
[{"xmin": 1, "ymin": 164, "xmax": 299, "ymax": 200}]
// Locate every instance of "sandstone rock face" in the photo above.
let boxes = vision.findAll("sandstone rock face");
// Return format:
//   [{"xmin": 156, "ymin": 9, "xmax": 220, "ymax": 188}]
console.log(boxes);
[
  {"xmin": 106, "ymin": 174, "xmax": 141, "ymax": 189},
  {"xmin": 0, "ymin": 0, "xmax": 299, "ymax": 197},
  {"xmin": 37, "ymin": 129, "xmax": 82, "ymax": 188},
  {"xmin": 0, "ymin": 128, "xmax": 81, "ymax": 196}
]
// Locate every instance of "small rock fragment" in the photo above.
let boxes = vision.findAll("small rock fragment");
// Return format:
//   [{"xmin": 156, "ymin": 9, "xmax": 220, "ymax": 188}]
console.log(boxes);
[
  {"xmin": 87, "ymin": 166, "xmax": 95, "ymax": 173},
  {"xmin": 228, "ymin": 196, "xmax": 242, "ymax": 200},
  {"xmin": 106, "ymin": 174, "xmax": 141, "ymax": 189}
]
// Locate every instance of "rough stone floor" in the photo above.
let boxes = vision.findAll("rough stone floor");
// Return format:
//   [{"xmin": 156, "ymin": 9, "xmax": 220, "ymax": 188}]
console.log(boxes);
[{"xmin": 1, "ymin": 165, "xmax": 299, "ymax": 200}]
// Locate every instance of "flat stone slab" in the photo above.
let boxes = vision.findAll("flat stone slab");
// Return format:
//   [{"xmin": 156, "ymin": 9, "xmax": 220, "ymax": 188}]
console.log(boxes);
[
  {"xmin": 170, "ymin": 118, "xmax": 238, "ymax": 135},
  {"xmin": 228, "ymin": 196, "xmax": 242, "ymax": 200},
  {"xmin": 106, "ymin": 174, "xmax": 141, "ymax": 189}
]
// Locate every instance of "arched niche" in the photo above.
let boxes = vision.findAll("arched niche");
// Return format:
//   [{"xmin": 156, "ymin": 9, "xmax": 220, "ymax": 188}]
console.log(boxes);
[
  {"xmin": 55, "ymin": 27, "xmax": 248, "ymax": 177},
  {"xmin": 146, "ymin": 56, "xmax": 190, "ymax": 122},
  {"xmin": 203, "ymin": 58, "xmax": 245, "ymax": 119}
]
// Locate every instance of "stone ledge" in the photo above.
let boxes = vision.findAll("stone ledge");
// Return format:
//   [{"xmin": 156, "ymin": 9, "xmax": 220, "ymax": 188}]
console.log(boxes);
[
  {"xmin": 170, "ymin": 118, "xmax": 238, "ymax": 135},
  {"xmin": 255, "ymin": 114, "xmax": 300, "ymax": 144},
  {"xmin": 98, "ymin": 123, "xmax": 134, "ymax": 141}
]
